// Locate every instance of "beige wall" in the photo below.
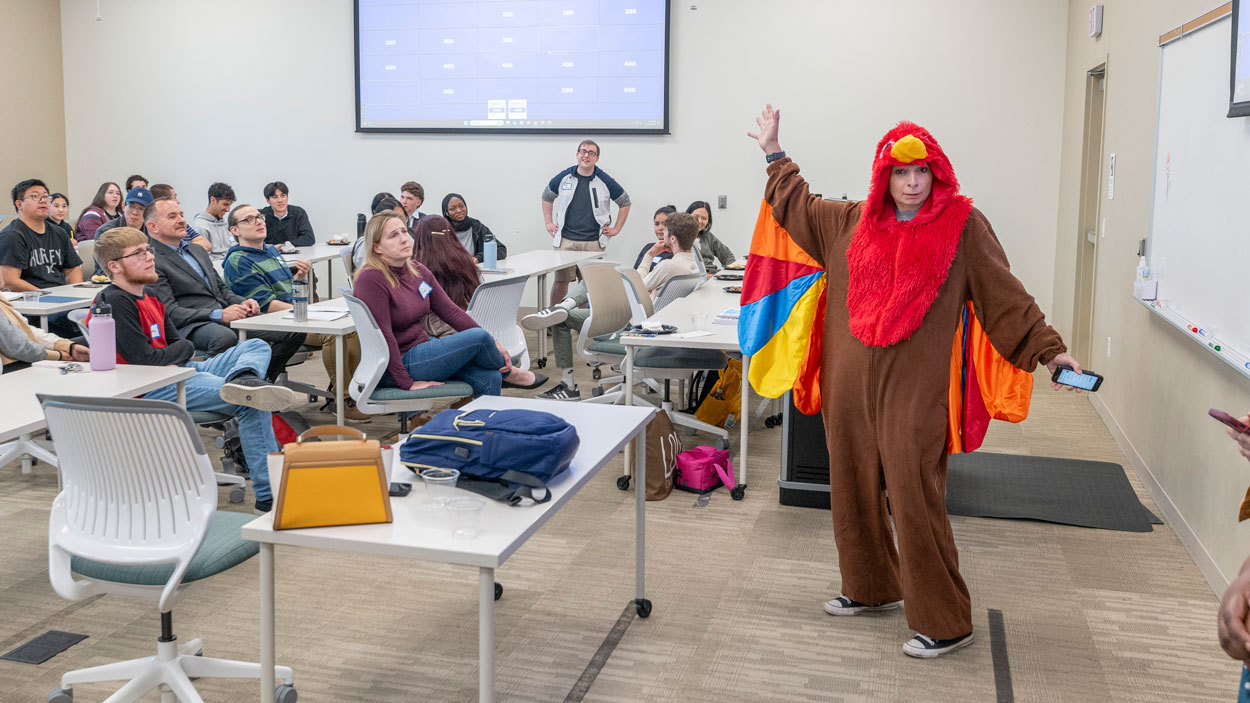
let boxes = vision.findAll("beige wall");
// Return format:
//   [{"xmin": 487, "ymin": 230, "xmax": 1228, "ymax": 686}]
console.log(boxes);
[
  {"xmin": 1055, "ymin": 0, "xmax": 1250, "ymax": 590},
  {"xmin": 0, "ymin": 1, "xmax": 67, "ymax": 214}
]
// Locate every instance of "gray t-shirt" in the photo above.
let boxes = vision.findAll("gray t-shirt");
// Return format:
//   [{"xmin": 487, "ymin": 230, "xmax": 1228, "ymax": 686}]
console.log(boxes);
[
  {"xmin": 562, "ymin": 173, "xmax": 600, "ymax": 241},
  {"xmin": 455, "ymin": 226, "xmax": 475, "ymax": 254}
]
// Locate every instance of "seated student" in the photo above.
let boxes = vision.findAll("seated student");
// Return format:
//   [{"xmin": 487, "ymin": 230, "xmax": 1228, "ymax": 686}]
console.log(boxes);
[
  {"xmin": 352, "ymin": 212, "xmax": 546, "ymax": 397},
  {"xmin": 261, "ymin": 181, "xmax": 315, "ymax": 247},
  {"xmin": 93, "ymin": 227, "xmax": 299, "ymax": 512},
  {"xmin": 73, "ymin": 181, "xmax": 123, "ymax": 242},
  {"xmin": 0, "ymin": 295, "xmax": 88, "ymax": 371},
  {"xmin": 352, "ymin": 194, "xmax": 405, "ymax": 271},
  {"xmin": 686, "ymin": 200, "xmax": 736, "ymax": 275},
  {"xmin": 125, "ymin": 175, "xmax": 148, "ymax": 193},
  {"xmin": 94, "ymin": 186, "xmax": 153, "ymax": 242},
  {"xmin": 411, "ymin": 214, "xmax": 484, "ymax": 338},
  {"xmin": 525, "ymin": 209, "xmax": 701, "ymax": 402},
  {"xmin": 441, "ymin": 193, "xmax": 507, "ymax": 263},
  {"xmin": 148, "ymin": 183, "xmax": 208, "ymax": 248},
  {"xmin": 635, "ymin": 211, "xmax": 701, "ymax": 299},
  {"xmin": 48, "ymin": 193, "xmax": 74, "ymax": 241},
  {"xmin": 0, "ymin": 179, "xmax": 84, "ymax": 338},
  {"xmin": 192, "ymin": 182, "xmax": 237, "ymax": 259},
  {"xmin": 399, "ymin": 181, "xmax": 426, "ymax": 230},
  {"xmin": 223, "ymin": 203, "xmax": 367, "ymax": 422},
  {"xmin": 145, "ymin": 197, "xmax": 304, "ymax": 381},
  {"xmin": 633, "ymin": 205, "xmax": 676, "ymax": 271}
]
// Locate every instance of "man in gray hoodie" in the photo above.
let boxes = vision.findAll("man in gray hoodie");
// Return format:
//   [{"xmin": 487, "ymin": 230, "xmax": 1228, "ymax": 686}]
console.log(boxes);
[{"xmin": 192, "ymin": 182, "xmax": 236, "ymax": 260}]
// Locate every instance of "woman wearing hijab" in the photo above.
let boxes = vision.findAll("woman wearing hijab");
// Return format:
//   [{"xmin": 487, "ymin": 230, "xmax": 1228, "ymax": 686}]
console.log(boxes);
[{"xmin": 441, "ymin": 193, "xmax": 507, "ymax": 263}]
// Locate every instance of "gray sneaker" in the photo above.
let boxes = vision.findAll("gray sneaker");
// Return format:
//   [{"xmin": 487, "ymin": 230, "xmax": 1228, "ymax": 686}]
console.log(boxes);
[
  {"xmin": 220, "ymin": 376, "xmax": 300, "ymax": 412},
  {"xmin": 521, "ymin": 306, "xmax": 569, "ymax": 331},
  {"xmin": 538, "ymin": 381, "xmax": 580, "ymax": 401}
]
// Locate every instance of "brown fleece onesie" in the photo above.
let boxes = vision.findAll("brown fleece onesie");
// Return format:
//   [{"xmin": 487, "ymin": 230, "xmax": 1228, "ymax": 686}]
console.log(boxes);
[{"xmin": 765, "ymin": 146, "xmax": 1065, "ymax": 639}]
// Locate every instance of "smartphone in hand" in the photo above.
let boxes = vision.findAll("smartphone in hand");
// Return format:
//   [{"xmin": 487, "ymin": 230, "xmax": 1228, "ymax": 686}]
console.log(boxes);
[
  {"xmin": 1051, "ymin": 366, "xmax": 1103, "ymax": 391},
  {"xmin": 1210, "ymin": 408, "xmax": 1250, "ymax": 434}
]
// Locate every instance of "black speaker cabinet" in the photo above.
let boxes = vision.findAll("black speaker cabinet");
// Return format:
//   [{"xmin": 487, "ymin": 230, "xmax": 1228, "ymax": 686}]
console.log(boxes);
[{"xmin": 779, "ymin": 393, "xmax": 831, "ymax": 509}]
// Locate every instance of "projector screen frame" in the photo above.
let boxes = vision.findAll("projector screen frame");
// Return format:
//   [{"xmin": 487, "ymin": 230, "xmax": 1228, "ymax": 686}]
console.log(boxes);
[
  {"xmin": 353, "ymin": 0, "xmax": 672, "ymax": 135},
  {"xmin": 1230, "ymin": 0, "xmax": 1250, "ymax": 116}
]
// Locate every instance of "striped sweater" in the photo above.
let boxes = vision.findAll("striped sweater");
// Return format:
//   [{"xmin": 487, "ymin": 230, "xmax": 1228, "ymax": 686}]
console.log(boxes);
[{"xmin": 222, "ymin": 244, "xmax": 294, "ymax": 311}]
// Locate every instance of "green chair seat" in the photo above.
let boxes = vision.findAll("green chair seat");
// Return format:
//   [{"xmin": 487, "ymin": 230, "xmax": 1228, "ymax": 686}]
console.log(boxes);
[
  {"xmin": 70, "ymin": 511, "xmax": 259, "ymax": 586},
  {"xmin": 368, "ymin": 381, "xmax": 475, "ymax": 402},
  {"xmin": 634, "ymin": 348, "xmax": 728, "ymax": 370},
  {"xmin": 190, "ymin": 411, "xmax": 231, "ymax": 425}
]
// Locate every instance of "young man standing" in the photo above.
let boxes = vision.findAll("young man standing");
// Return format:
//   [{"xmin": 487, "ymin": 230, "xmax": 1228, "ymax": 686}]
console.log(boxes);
[
  {"xmin": 192, "ymin": 182, "xmax": 237, "ymax": 259},
  {"xmin": 223, "ymin": 203, "xmax": 367, "ymax": 421},
  {"xmin": 93, "ymin": 226, "xmax": 300, "ymax": 512},
  {"xmin": 261, "ymin": 181, "xmax": 315, "ymax": 247},
  {"xmin": 540, "ymin": 140, "xmax": 631, "ymax": 304}
]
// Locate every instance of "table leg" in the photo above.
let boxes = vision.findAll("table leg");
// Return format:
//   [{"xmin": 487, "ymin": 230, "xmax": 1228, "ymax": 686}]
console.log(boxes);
[
  {"xmin": 479, "ymin": 566, "xmax": 495, "ymax": 703},
  {"xmin": 239, "ymin": 330, "xmax": 247, "ymax": 341},
  {"xmin": 635, "ymin": 429, "xmax": 646, "ymax": 605},
  {"xmin": 536, "ymin": 272, "xmax": 547, "ymax": 364},
  {"xmin": 623, "ymin": 346, "xmax": 634, "ymax": 477},
  {"xmin": 323, "ymin": 260, "xmax": 332, "ymax": 299},
  {"xmin": 260, "ymin": 543, "xmax": 275, "ymax": 703},
  {"xmin": 40, "ymin": 316, "xmax": 48, "ymax": 332},
  {"xmin": 176, "ymin": 379, "xmax": 186, "ymax": 408},
  {"xmin": 335, "ymin": 335, "xmax": 345, "ymax": 426},
  {"xmin": 740, "ymin": 355, "xmax": 750, "ymax": 487}
]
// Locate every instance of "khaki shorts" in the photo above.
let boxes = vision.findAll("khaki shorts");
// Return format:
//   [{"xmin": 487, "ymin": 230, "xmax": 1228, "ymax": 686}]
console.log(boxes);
[{"xmin": 554, "ymin": 237, "xmax": 603, "ymax": 282}]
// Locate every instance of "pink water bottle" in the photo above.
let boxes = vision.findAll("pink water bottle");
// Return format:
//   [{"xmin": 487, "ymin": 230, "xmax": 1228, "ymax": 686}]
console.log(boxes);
[{"xmin": 89, "ymin": 301, "xmax": 116, "ymax": 371}]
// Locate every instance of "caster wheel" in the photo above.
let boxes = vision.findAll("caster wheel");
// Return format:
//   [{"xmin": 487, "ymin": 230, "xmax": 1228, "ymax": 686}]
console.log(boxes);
[
  {"xmin": 616, "ymin": 475, "xmax": 631, "ymax": 491},
  {"xmin": 190, "ymin": 650, "xmax": 203, "ymax": 680},
  {"xmin": 717, "ymin": 438, "xmax": 730, "ymax": 450},
  {"xmin": 495, "ymin": 582, "xmax": 503, "ymax": 600},
  {"xmin": 591, "ymin": 386, "xmax": 604, "ymax": 397},
  {"xmin": 537, "ymin": 358, "xmax": 547, "ymax": 368},
  {"xmin": 275, "ymin": 684, "xmax": 298, "ymax": 703},
  {"xmin": 634, "ymin": 598, "xmax": 652, "ymax": 618},
  {"xmin": 764, "ymin": 417, "xmax": 776, "ymax": 428},
  {"xmin": 49, "ymin": 689, "xmax": 73, "ymax": 703},
  {"xmin": 592, "ymin": 367, "xmax": 602, "ymax": 380},
  {"xmin": 229, "ymin": 486, "xmax": 245, "ymax": 504},
  {"xmin": 730, "ymin": 485, "xmax": 746, "ymax": 501},
  {"xmin": 307, "ymin": 394, "xmax": 317, "ymax": 403}
]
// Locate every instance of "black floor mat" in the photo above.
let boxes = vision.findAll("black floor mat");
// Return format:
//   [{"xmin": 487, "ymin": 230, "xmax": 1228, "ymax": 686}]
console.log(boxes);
[
  {"xmin": 946, "ymin": 452, "xmax": 1162, "ymax": 532},
  {"xmin": 0, "ymin": 630, "xmax": 88, "ymax": 665}
]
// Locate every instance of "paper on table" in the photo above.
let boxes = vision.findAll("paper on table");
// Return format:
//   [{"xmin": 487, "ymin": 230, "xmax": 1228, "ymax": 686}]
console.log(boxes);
[
  {"xmin": 2, "ymin": 291, "xmax": 25, "ymax": 301},
  {"xmin": 675, "ymin": 331, "xmax": 716, "ymax": 338},
  {"xmin": 281, "ymin": 310, "xmax": 348, "ymax": 321}
]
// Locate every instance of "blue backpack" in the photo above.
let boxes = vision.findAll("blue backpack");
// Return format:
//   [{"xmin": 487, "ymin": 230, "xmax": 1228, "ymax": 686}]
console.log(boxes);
[{"xmin": 399, "ymin": 408, "xmax": 580, "ymax": 505}]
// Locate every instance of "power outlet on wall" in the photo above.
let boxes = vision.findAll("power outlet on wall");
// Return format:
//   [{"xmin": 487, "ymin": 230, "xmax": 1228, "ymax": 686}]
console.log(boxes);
[
  {"xmin": 717, "ymin": 195, "xmax": 727, "ymax": 208},
  {"xmin": 1106, "ymin": 336, "xmax": 1112, "ymax": 358}
]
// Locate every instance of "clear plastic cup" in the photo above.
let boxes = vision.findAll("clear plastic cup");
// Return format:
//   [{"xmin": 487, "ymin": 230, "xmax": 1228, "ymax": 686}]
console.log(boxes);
[
  {"xmin": 21, "ymin": 290, "xmax": 41, "ymax": 303},
  {"xmin": 420, "ymin": 468, "xmax": 459, "ymax": 505},
  {"xmin": 446, "ymin": 496, "xmax": 485, "ymax": 538}
]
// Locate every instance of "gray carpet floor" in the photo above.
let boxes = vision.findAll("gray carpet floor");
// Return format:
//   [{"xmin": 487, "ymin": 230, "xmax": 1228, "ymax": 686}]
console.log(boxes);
[{"xmin": 0, "ymin": 328, "xmax": 1235, "ymax": 702}]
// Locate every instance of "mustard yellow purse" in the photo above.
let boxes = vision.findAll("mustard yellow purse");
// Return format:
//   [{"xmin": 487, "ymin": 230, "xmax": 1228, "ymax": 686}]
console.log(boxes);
[{"xmin": 273, "ymin": 425, "xmax": 392, "ymax": 530}]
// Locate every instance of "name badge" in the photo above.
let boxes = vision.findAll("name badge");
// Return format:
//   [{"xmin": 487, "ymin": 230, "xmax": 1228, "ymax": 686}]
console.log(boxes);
[
  {"xmin": 149, "ymin": 323, "xmax": 161, "ymax": 339},
  {"xmin": 418, "ymin": 281, "xmax": 432, "ymax": 299},
  {"xmin": 561, "ymin": 180, "xmax": 573, "ymax": 191}
]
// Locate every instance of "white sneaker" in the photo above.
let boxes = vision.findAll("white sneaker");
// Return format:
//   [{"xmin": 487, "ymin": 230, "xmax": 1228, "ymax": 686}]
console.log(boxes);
[
  {"xmin": 220, "ymin": 376, "xmax": 300, "ymax": 412},
  {"xmin": 902, "ymin": 632, "xmax": 974, "ymax": 658},
  {"xmin": 521, "ymin": 306, "xmax": 569, "ymax": 331},
  {"xmin": 823, "ymin": 595, "xmax": 902, "ymax": 616}
]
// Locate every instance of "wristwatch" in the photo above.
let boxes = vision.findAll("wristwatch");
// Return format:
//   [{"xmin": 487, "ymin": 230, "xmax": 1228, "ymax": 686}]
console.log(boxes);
[{"xmin": 765, "ymin": 151, "xmax": 787, "ymax": 163}]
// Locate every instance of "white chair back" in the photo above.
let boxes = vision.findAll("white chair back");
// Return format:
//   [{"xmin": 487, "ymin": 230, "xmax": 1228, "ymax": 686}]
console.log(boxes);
[
  {"xmin": 77, "ymin": 240, "xmax": 96, "ymax": 275},
  {"xmin": 691, "ymin": 240, "xmax": 707, "ymax": 275},
  {"xmin": 342, "ymin": 293, "xmax": 389, "ymax": 405},
  {"xmin": 615, "ymin": 266, "xmax": 654, "ymax": 325},
  {"xmin": 467, "ymin": 274, "xmax": 530, "ymax": 365},
  {"xmin": 340, "ymin": 245, "xmax": 358, "ymax": 279},
  {"xmin": 68, "ymin": 308, "xmax": 90, "ymax": 338},
  {"xmin": 653, "ymin": 273, "xmax": 705, "ymax": 311},
  {"xmin": 39, "ymin": 394, "xmax": 217, "ymax": 611}
]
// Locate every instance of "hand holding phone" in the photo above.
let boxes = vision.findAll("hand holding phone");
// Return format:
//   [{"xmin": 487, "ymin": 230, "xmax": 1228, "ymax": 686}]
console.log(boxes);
[
  {"xmin": 1210, "ymin": 408, "xmax": 1250, "ymax": 434},
  {"xmin": 1051, "ymin": 365, "xmax": 1103, "ymax": 392}
]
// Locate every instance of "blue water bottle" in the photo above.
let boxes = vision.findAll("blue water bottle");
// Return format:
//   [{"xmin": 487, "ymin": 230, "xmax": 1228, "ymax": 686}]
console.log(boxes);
[{"xmin": 484, "ymin": 231, "xmax": 498, "ymax": 269}]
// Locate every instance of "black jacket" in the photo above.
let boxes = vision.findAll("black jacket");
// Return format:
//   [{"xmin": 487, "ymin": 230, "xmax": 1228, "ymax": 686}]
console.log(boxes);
[{"xmin": 261, "ymin": 205, "xmax": 315, "ymax": 247}]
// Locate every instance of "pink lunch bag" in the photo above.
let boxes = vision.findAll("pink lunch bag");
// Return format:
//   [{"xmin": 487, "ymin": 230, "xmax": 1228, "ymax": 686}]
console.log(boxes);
[{"xmin": 674, "ymin": 445, "xmax": 735, "ymax": 494}]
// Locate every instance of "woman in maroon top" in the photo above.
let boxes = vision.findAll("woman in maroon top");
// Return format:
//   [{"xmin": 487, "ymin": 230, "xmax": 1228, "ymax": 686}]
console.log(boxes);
[{"xmin": 352, "ymin": 212, "xmax": 545, "ymax": 396}]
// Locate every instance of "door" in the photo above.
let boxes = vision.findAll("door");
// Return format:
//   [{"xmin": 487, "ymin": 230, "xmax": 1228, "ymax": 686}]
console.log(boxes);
[{"xmin": 1073, "ymin": 64, "xmax": 1107, "ymax": 365}]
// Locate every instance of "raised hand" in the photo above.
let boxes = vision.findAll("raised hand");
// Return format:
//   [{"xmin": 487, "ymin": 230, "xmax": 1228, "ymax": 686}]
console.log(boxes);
[{"xmin": 747, "ymin": 103, "xmax": 782, "ymax": 154}]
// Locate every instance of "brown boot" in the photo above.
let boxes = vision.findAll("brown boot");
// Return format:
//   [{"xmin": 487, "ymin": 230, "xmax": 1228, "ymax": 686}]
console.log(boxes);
[{"xmin": 343, "ymin": 398, "xmax": 371, "ymax": 423}]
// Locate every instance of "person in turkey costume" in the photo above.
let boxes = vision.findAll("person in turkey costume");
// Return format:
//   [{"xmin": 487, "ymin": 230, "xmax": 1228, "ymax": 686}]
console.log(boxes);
[{"xmin": 747, "ymin": 105, "xmax": 1085, "ymax": 658}]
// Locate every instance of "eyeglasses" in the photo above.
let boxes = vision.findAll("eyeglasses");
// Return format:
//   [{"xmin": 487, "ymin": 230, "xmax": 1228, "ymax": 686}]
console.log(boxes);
[
  {"xmin": 24, "ymin": 193, "xmax": 51, "ymax": 203},
  {"xmin": 58, "ymin": 362, "xmax": 83, "ymax": 375},
  {"xmin": 234, "ymin": 214, "xmax": 264, "ymax": 226},
  {"xmin": 577, "ymin": 149, "xmax": 599, "ymax": 157},
  {"xmin": 114, "ymin": 246, "xmax": 154, "ymax": 262}
]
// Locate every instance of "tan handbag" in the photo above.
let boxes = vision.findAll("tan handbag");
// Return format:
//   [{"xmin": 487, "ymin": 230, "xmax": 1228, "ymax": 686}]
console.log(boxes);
[{"xmin": 273, "ymin": 425, "xmax": 393, "ymax": 530}]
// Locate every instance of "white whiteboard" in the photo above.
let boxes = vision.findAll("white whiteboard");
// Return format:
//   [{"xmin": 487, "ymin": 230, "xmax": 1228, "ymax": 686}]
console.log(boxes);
[{"xmin": 1151, "ymin": 15, "xmax": 1250, "ymax": 353}]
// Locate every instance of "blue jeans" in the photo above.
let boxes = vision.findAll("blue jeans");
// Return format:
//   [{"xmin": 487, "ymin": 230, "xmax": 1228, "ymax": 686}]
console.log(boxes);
[
  {"xmin": 383, "ymin": 327, "xmax": 503, "ymax": 397},
  {"xmin": 1239, "ymin": 666, "xmax": 1250, "ymax": 703},
  {"xmin": 145, "ymin": 339, "xmax": 279, "ymax": 502}
]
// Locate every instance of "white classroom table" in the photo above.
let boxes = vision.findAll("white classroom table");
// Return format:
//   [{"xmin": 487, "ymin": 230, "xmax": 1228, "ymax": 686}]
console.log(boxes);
[
  {"xmin": 7, "ymin": 283, "xmax": 100, "ymax": 330},
  {"xmin": 479, "ymin": 249, "xmax": 604, "ymax": 367},
  {"xmin": 0, "ymin": 363, "xmax": 195, "ymax": 472},
  {"xmin": 230, "ymin": 299, "xmax": 354, "ymax": 426},
  {"xmin": 619, "ymin": 281, "xmax": 752, "ymax": 495},
  {"xmin": 242, "ymin": 396, "xmax": 653, "ymax": 703},
  {"xmin": 272, "ymin": 241, "xmax": 352, "ymax": 299}
]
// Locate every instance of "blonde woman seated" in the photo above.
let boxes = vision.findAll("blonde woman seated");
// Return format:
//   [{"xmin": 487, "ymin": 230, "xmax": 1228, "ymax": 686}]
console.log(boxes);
[{"xmin": 351, "ymin": 212, "xmax": 546, "ymax": 396}]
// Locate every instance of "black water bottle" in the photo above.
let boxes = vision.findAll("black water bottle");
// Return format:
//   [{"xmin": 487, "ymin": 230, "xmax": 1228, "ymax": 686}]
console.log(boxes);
[{"xmin": 356, "ymin": 213, "xmax": 366, "ymax": 238}]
